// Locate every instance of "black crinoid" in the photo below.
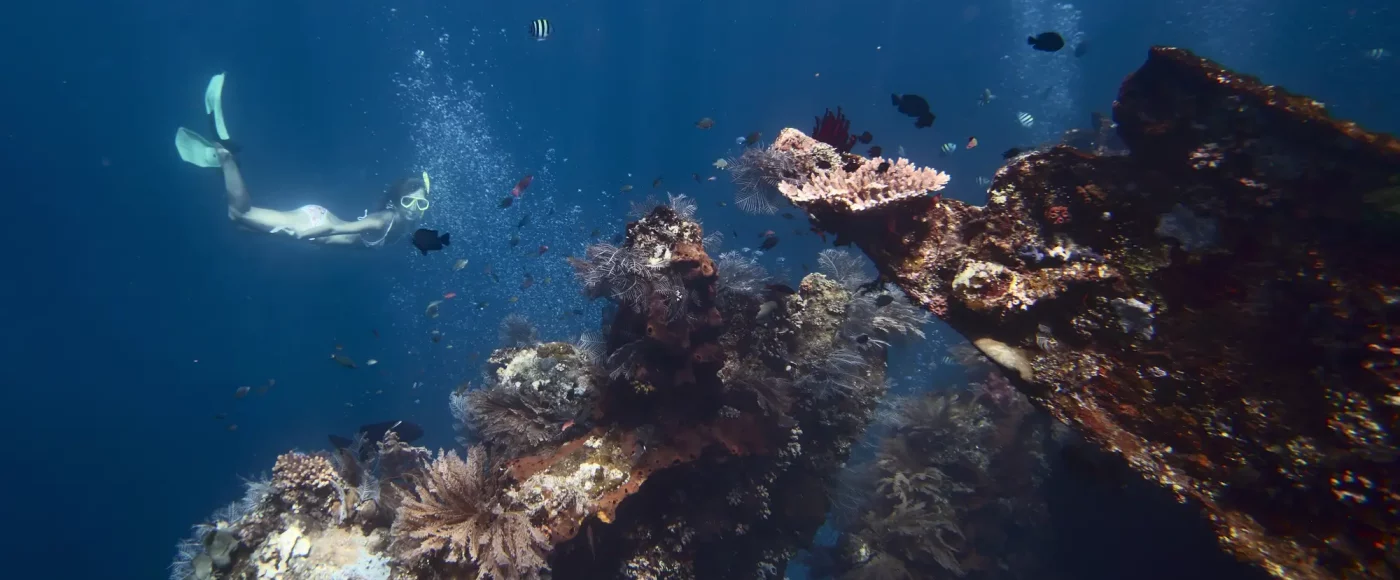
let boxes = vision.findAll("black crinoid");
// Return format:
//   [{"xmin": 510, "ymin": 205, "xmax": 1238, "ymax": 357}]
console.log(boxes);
[{"xmin": 729, "ymin": 146, "xmax": 800, "ymax": 215}]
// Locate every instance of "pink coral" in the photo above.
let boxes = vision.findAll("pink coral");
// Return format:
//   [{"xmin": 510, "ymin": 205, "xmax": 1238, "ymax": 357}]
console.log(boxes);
[{"xmin": 771, "ymin": 128, "xmax": 950, "ymax": 213}]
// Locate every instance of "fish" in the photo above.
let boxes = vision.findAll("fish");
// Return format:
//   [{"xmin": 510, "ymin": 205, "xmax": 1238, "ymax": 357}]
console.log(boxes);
[
  {"xmin": 1002, "ymin": 147, "xmax": 1027, "ymax": 159},
  {"xmin": 453, "ymin": 258, "xmax": 469, "ymax": 271},
  {"xmin": 590, "ymin": 228, "xmax": 600, "ymax": 238},
  {"xmin": 331, "ymin": 353, "xmax": 357, "ymax": 368},
  {"xmin": 875, "ymin": 161, "xmax": 890, "ymax": 174},
  {"xmin": 511, "ymin": 174, "xmax": 534, "ymax": 197},
  {"xmin": 499, "ymin": 196, "xmax": 514, "ymax": 208},
  {"xmin": 371, "ymin": 329, "xmax": 379, "ymax": 338},
  {"xmin": 857, "ymin": 131, "xmax": 874, "ymax": 144},
  {"xmin": 766, "ymin": 283, "xmax": 797, "ymax": 296},
  {"xmin": 713, "ymin": 159, "xmax": 729, "ymax": 169},
  {"xmin": 529, "ymin": 19, "xmax": 551, "ymax": 41},
  {"xmin": 214, "ymin": 413, "xmax": 228, "ymax": 420},
  {"xmin": 443, "ymin": 292, "xmax": 457, "ymax": 300},
  {"xmin": 425, "ymin": 300, "xmax": 443, "ymax": 318},
  {"xmin": 367, "ymin": 359, "xmax": 378, "ymax": 366},
  {"xmin": 234, "ymin": 386, "xmax": 251, "ymax": 398},
  {"xmin": 1016, "ymin": 112, "xmax": 1035, "ymax": 128},
  {"xmin": 538, "ymin": 245, "xmax": 549, "ymax": 256},
  {"xmin": 521, "ymin": 273, "xmax": 535, "ymax": 290},
  {"xmin": 759, "ymin": 236, "xmax": 779, "ymax": 251},
  {"xmin": 1073, "ymin": 41, "xmax": 1089, "ymax": 58},
  {"xmin": 695, "ymin": 117, "xmax": 715, "ymax": 129},
  {"xmin": 510, "ymin": 233, "xmax": 520, "ymax": 247},
  {"xmin": 940, "ymin": 142, "xmax": 957, "ymax": 155},
  {"xmin": 977, "ymin": 176, "xmax": 992, "ymax": 187},
  {"xmin": 738, "ymin": 131, "xmax": 762, "ymax": 146},
  {"xmin": 855, "ymin": 334, "xmax": 869, "ymax": 345},
  {"xmin": 707, "ymin": 176, "xmax": 717, "ymax": 182},
  {"xmin": 619, "ymin": 184, "xmax": 633, "ymax": 193},
  {"xmin": 897, "ymin": 145, "xmax": 906, "ymax": 158},
  {"xmin": 227, "ymin": 424, "xmax": 238, "ymax": 432},
  {"xmin": 867, "ymin": 146, "xmax": 883, "ymax": 157},
  {"xmin": 978, "ymin": 88, "xmax": 996, "ymax": 106},
  {"xmin": 692, "ymin": 173, "xmax": 701, "ymax": 183},
  {"xmin": 890, "ymin": 93, "xmax": 936, "ymax": 128},
  {"xmin": 1027, "ymin": 31, "xmax": 1065, "ymax": 52},
  {"xmin": 1365, "ymin": 48, "xmax": 1391, "ymax": 60},
  {"xmin": 517, "ymin": 213, "xmax": 531, "ymax": 228},
  {"xmin": 329, "ymin": 420, "xmax": 425, "ymax": 458},
  {"xmin": 652, "ymin": 177, "xmax": 663, "ymax": 188},
  {"xmin": 966, "ymin": 137, "xmax": 978, "ymax": 149},
  {"xmin": 875, "ymin": 295, "xmax": 895, "ymax": 307},
  {"xmin": 430, "ymin": 330, "xmax": 443, "ymax": 343},
  {"xmin": 411, "ymin": 229, "xmax": 450, "ymax": 255}
]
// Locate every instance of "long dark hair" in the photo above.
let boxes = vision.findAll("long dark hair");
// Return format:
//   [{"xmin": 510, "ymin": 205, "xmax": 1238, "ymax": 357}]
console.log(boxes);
[{"xmin": 379, "ymin": 176, "xmax": 427, "ymax": 211}]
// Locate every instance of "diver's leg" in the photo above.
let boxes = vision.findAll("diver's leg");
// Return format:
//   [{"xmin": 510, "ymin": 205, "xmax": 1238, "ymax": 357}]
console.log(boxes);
[{"xmin": 217, "ymin": 146, "xmax": 251, "ymax": 215}]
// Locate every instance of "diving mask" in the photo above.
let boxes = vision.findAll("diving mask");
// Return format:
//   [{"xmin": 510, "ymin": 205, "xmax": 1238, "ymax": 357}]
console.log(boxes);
[{"xmin": 400, "ymin": 194, "xmax": 429, "ymax": 212}]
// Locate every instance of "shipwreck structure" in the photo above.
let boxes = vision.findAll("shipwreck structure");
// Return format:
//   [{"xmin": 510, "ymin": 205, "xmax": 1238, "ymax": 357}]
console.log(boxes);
[{"xmin": 767, "ymin": 47, "xmax": 1400, "ymax": 579}]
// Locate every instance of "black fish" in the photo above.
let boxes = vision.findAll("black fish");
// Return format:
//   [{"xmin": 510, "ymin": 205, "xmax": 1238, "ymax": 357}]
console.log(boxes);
[
  {"xmin": 760, "ymin": 236, "xmax": 779, "ymax": 251},
  {"xmin": 1001, "ymin": 147, "xmax": 1026, "ymax": 160},
  {"xmin": 890, "ymin": 93, "xmax": 935, "ymax": 128},
  {"xmin": 1028, "ymin": 32, "xmax": 1065, "ymax": 52},
  {"xmin": 1073, "ymin": 41, "xmax": 1089, "ymax": 58},
  {"xmin": 766, "ymin": 283, "xmax": 797, "ymax": 296},
  {"xmin": 876, "ymin": 161, "xmax": 891, "ymax": 174},
  {"xmin": 857, "ymin": 131, "xmax": 873, "ymax": 144},
  {"xmin": 499, "ymin": 196, "xmax": 514, "ymax": 208},
  {"xmin": 411, "ymin": 229, "xmax": 450, "ymax": 255},
  {"xmin": 517, "ymin": 213, "xmax": 531, "ymax": 228},
  {"xmin": 329, "ymin": 420, "xmax": 425, "ymax": 458},
  {"xmin": 875, "ymin": 294, "xmax": 895, "ymax": 307}
]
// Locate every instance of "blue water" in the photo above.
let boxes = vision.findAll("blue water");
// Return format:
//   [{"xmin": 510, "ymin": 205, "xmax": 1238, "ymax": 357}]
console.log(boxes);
[{"xmin": 1, "ymin": 0, "xmax": 1396, "ymax": 576}]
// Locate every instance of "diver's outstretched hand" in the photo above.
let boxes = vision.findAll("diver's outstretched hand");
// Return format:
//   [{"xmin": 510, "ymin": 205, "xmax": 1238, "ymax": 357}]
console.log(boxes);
[{"xmin": 296, "ymin": 223, "xmax": 334, "ymax": 239}]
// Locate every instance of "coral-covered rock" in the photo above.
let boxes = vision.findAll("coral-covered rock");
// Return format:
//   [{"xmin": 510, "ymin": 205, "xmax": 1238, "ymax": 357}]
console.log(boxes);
[{"xmin": 774, "ymin": 46, "xmax": 1400, "ymax": 580}]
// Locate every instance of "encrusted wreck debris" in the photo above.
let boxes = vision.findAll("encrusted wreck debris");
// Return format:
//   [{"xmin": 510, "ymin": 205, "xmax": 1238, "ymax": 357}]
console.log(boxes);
[
  {"xmin": 769, "ymin": 47, "xmax": 1400, "ymax": 579},
  {"xmin": 172, "ymin": 196, "xmax": 928, "ymax": 579}
]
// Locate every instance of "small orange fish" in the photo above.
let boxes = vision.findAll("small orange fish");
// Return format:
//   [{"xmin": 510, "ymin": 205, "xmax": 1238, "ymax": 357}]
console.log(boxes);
[
  {"xmin": 443, "ymin": 292, "xmax": 457, "ymax": 300},
  {"xmin": 561, "ymin": 420, "xmax": 575, "ymax": 432},
  {"xmin": 966, "ymin": 136, "xmax": 979, "ymax": 149}
]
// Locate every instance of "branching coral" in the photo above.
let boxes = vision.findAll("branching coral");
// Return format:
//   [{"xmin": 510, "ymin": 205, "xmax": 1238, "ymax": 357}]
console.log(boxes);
[{"xmin": 393, "ymin": 448, "xmax": 550, "ymax": 579}]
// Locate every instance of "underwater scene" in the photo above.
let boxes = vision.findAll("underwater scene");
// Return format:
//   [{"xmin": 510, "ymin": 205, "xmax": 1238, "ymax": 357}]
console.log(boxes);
[{"xmin": 2, "ymin": 0, "xmax": 1399, "ymax": 578}]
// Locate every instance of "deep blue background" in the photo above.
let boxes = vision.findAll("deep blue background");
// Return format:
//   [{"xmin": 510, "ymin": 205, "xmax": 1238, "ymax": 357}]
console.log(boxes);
[{"xmin": 1, "ymin": 0, "xmax": 1395, "ymax": 576}]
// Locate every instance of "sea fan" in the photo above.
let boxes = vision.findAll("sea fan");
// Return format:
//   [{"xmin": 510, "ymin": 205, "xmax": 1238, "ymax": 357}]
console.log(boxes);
[
  {"xmin": 715, "ymin": 251, "xmax": 770, "ymax": 297},
  {"xmin": 729, "ymin": 147, "xmax": 798, "ymax": 215},
  {"xmin": 668, "ymin": 192, "xmax": 698, "ymax": 220},
  {"xmin": 498, "ymin": 314, "xmax": 539, "ymax": 348},
  {"xmin": 570, "ymin": 242, "xmax": 646, "ymax": 305},
  {"xmin": 392, "ymin": 448, "xmax": 550, "ymax": 579},
  {"xmin": 465, "ymin": 383, "xmax": 585, "ymax": 457},
  {"xmin": 842, "ymin": 284, "xmax": 929, "ymax": 348},
  {"xmin": 816, "ymin": 248, "xmax": 872, "ymax": 290}
]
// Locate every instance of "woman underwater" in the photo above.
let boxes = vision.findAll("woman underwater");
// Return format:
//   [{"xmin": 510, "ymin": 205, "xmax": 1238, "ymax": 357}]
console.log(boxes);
[{"xmin": 175, "ymin": 73, "xmax": 430, "ymax": 247}]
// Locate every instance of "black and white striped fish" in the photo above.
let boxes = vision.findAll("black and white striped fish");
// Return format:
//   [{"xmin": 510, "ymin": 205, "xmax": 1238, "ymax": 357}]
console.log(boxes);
[
  {"xmin": 940, "ymin": 142, "xmax": 957, "ymax": 155},
  {"xmin": 1016, "ymin": 111, "xmax": 1035, "ymax": 128},
  {"xmin": 529, "ymin": 19, "xmax": 552, "ymax": 41}
]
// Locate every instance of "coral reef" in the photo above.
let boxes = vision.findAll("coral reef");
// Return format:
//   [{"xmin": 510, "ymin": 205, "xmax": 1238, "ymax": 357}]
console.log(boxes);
[
  {"xmin": 770, "ymin": 128, "xmax": 950, "ymax": 214},
  {"xmin": 177, "ymin": 201, "xmax": 924, "ymax": 580},
  {"xmin": 773, "ymin": 46, "xmax": 1400, "ymax": 580},
  {"xmin": 815, "ymin": 371, "xmax": 1051, "ymax": 580}
]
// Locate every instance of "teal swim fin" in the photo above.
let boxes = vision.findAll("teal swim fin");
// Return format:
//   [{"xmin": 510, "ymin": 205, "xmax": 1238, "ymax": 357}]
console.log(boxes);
[
  {"xmin": 175, "ymin": 127, "xmax": 220, "ymax": 168},
  {"xmin": 205, "ymin": 73, "xmax": 230, "ymax": 141}
]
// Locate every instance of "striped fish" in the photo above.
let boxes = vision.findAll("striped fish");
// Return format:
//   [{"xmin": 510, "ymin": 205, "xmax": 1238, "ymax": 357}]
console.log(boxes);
[
  {"xmin": 1016, "ymin": 111, "xmax": 1035, "ymax": 128},
  {"xmin": 976, "ymin": 176, "xmax": 991, "ymax": 187},
  {"xmin": 530, "ymin": 19, "xmax": 552, "ymax": 41},
  {"xmin": 1365, "ymin": 48, "xmax": 1391, "ymax": 60},
  {"xmin": 940, "ymin": 142, "xmax": 957, "ymax": 155}
]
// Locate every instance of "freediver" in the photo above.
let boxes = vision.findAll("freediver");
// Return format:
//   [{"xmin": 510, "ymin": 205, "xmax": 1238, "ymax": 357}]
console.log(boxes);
[{"xmin": 174, "ymin": 73, "xmax": 431, "ymax": 247}]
